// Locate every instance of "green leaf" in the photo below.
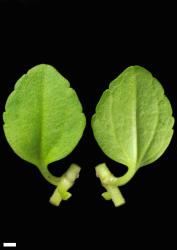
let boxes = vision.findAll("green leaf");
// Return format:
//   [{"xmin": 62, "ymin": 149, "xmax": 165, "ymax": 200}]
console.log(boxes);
[
  {"xmin": 3, "ymin": 64, "xmax": 86, "ymax": 205},
  {"xmin": 92, "ymin": 65, "xmax": 174, "ymax": 206}
]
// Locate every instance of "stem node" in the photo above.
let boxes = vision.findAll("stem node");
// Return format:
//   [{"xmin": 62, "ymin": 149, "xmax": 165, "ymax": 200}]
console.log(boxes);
[
  {"xmin": 49, "ymin": 164, "xmax": 81, "ymax": 206},
  {"xmin": 96, "ymin": 163, "xmax": 125, "ymax": 207}
]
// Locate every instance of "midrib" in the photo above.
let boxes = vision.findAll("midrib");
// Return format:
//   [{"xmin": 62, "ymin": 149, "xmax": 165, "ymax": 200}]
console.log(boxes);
[
  {"xmin": 38, "ymin": 70, "xmax": 45, "ymax": 166},
  {"xmin": 133, "ymin": 75, "xmax": 138, "ymax": 165}
]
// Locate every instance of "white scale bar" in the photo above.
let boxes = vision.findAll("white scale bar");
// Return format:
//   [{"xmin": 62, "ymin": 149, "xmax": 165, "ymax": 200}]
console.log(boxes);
[{"xmin": 3, "ymin": 243, "xmax": 16, "ymax": 247}]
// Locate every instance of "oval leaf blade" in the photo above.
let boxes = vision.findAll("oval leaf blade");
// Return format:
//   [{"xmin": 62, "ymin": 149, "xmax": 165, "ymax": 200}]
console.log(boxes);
[
  {"xmin": 3, "ymin": 64, "xmax": 86, "ymax": 169},
  {"xmin": 92, "ymin": 66, "xmax": 174, "ymax": 172}
]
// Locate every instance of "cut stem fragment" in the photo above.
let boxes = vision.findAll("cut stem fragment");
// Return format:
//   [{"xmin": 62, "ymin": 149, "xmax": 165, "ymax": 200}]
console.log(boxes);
[
  {"xmin": 49, "ymin": 164, "xmax": 81, "ymax": 206},
  {"xmin": 96, "ymin": 163, "xmax": 125, "ymax": 207}
]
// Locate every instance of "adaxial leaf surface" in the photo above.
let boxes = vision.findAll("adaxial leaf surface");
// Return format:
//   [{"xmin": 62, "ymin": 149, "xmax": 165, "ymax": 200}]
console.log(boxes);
[
  {"xmin": 92, "ymin": 66, "xmax": 174, "ymax": 175},
  {"xmin": 3, "ymin": 64, "xmax": 86, "ymax": 170}
]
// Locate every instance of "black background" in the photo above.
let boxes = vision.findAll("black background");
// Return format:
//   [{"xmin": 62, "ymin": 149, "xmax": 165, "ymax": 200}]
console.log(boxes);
[{"xmin": 0, "ymin": 0, "xmax": 176, "ymax": 248}]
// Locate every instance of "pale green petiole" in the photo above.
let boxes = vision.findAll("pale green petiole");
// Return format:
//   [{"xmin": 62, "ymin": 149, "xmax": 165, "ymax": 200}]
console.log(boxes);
[
  {"xmin": 96, "ymin": 163, "xmax": 125, "ymax": 207},
  {"xmin": 46, "ymin": 164, "xmax": 81, "ymax": 206}
]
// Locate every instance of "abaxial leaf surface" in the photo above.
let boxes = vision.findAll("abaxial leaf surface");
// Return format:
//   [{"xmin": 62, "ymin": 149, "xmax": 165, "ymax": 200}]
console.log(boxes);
[{"xmin": 92, "ymin": 66, "xmax": 174, "ymax": 173}]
